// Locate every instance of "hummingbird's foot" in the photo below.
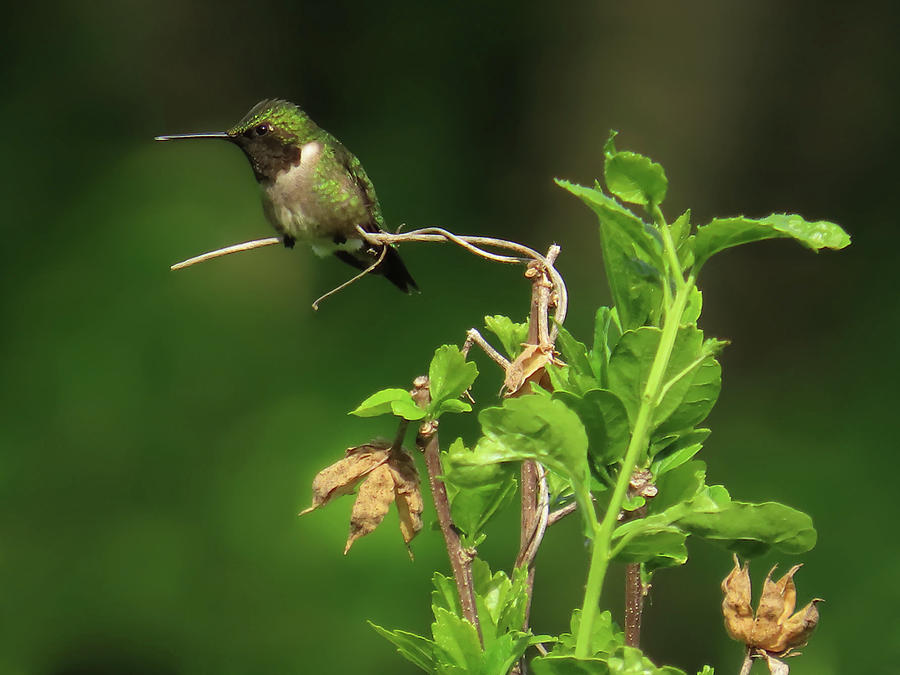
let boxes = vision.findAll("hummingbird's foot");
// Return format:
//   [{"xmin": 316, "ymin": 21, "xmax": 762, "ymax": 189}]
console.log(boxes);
[{"xmin": 283, "ymin": 235, "xmax": 296, "ymax": 249}]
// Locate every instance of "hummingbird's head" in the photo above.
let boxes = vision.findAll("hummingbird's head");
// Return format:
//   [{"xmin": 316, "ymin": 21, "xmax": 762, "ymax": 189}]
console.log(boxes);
[{"xmin": 156, "ymin": 99, "xmax": 318, "ymax": 183}]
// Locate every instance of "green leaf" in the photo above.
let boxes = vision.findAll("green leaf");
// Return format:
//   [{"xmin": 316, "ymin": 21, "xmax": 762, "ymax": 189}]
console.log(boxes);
[
  {"xmin": 697, "ymin": 667, "xmax": 715, "ymax": 675},
  {"xmin": 369, "ymin": 622, "xmax": 436, "ymax": 673},
  {"xmin": 431, "ymin": 571, "xmax": 462, "ymax": 617},
  {"xmin": 553, "ymin": 609, "xmax": 623, "ymax": 656},
  {"xmin": 650, "ymin": 429, "xmax": 710, "ymax": 475},
  {"xmin": 607, "ymin": 646, "xmax": 685, "ymax": 675},
  {"xmin": 692, "ymin": 214, "xmax": 851, "ymax": 271},
  {"xmin": 676, "ymin": 498, "xmax": 817, "ymax": 557},
  {"xmin": 607, "ymin": 326, "xmax": 719, "ymax": 443},
  {"xmin": 481, "ymin": 632, "xmax": 532, "ymax": 675},
  {"xmin": 611, "ymin": 518, "xmax": 688, "ymax": 568},
  {"xmin": 531, "ymin": 655, "xmax": 611, "ymax": 675},
  {"xmin": 438, "ymin": 398, "xmax": 474, "ymax": 415},
  {"xmin": 484, "ymin": 315, "xmax": 529, "ymax": 359},
  {"xmin": 555, "ymin": 179, "xmax": 664, "ymax": 329},
  {"xmin": 653, "ymin": 356, "xmax": 721, "ymax": 438},
  {"xmin": 682, "ymin": 287, "xmax": 702, "ymax": 325},
  {"xmin": 604, "ymin": 144, "xmax": 668, "ymax": 207},
  {"xmin": 428, "ymin": 345, "xmax": 479, "ymax": 418},
  {"xmin": 648, "ymin": 461, "xmax": 706, "ymax": 514},
  {"xmin": 472, "ymin": 559, "xmax": 531, "ymax": 650},
  {"xmin": 590, "ymin": 307, "xmax": 620, "ymax": 386},
  {"xmin": 432, "ymin": 607, "xmax": 483, "ymax": 672},
  {"xmin": 669, "ymin": 210, "xmax": 691, "ymax": 248},
  {"xmin": 556, "ymin": 325, "xmax": 595, "ymax": 380},
  {"xmin": 351, "ymin": 388, "xmax": 426, "ymax": 420},
  {"xmin": 444, "ymin": 440, "xmax": 518, "ymax": 544},
  {"xmin": 477, "ymin": 395, "xmax": 590, "ymax": 488},
  {"xmin": 553, "ymin": 389, "xmax": 630, "ymax": 468}
]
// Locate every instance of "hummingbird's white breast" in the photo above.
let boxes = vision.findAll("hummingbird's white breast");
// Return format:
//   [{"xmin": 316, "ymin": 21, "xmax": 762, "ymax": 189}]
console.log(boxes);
[{"xmin": 260, "ymin": 140, "xmax": 364, "ymax": 258}]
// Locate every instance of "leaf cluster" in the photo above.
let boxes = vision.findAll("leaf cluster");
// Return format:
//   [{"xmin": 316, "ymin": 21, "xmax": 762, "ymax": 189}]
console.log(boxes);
[{"xmin": 320, "ymin": 131, "xmax": 848, "ymax": 673}]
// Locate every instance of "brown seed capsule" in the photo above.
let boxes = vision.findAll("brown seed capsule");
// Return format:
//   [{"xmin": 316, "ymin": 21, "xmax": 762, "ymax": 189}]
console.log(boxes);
[
  {"xmin": 721, "ymin": 554, "xmax": 754, "ymax": 643},
  {"xmin": 721, "ymin": 555, "xmax": 822, "ymax": 660}
]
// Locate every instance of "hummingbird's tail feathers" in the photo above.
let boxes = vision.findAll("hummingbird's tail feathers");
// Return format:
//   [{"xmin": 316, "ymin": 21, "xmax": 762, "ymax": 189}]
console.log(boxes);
[{"xmin": 333, "ymin": 246, "xmax": 419, "ymax": 294}]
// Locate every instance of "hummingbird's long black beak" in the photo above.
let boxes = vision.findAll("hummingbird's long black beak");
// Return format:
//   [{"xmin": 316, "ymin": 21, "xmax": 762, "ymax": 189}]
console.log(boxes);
[{"xmin": 154, "ymin": 132, "xmax": 232, "ymax": 141}]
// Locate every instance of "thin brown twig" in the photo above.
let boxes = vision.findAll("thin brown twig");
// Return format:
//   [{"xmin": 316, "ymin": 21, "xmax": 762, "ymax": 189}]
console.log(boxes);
[
  {"xmin": 311, "ymin": 245, "xmax": 386, "ymax": 310},
  {"xmin": 410, "ymin": 376, "xmax": 482, "ymax": 645},
  {"xmin": 462, "ymin": 329, "xmax": 510, "ymax": 369},
  {"xmin": 170, "ymin": 236, "xmax": 281, "ymax": 270},
  {"xmin": 169, "ymin": 228, "xmax": 568, "ymax": 334}
]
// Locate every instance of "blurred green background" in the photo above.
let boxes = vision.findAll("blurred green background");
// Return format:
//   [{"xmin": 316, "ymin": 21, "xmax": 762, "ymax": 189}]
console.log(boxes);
[{"xmin": 2, "ymin": 2, "xmax": 897, "ymax": 674}]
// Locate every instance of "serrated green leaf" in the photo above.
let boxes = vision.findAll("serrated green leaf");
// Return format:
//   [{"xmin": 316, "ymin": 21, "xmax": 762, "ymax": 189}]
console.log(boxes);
[
  {"xmin": 369, "ymin": 621, "xmax": 436, "ymax": 673},
  {"xmin": 484, "ymin": 315, "xmax": 529, "ymax": 359},
  {"xmin": 531, "ymin": 655, "xmax": 611, "ymax": 675},
  {"xmin": 556, "ymin": 325, "xmax": 594, "ymax": 380},
  {"xmin": 351, "ymin": 388, "xmax": 426, "ymax": 420},
  {"xmin": 481, "ymin": 632, "xmax": 532, "ymax": 675},
  {"xmin": 554, "ymin": 609, "xmax": 622, "ymax": 656},
  {"xmin": 477, "ymin": 395, "xmax": 590, "ymax": 488},
  {"xmin": 444, "ymin": 439, "xmax": 518, "ymax": 541},
  {"xmin": 432, "ymin": 571, "xmax": 462, "ymax": 618},
  {"xmin": 553, "ymin": 389, "xmax": 630, "ymax": 468},
  {"xmin": 604, "ymin": 151, "xmax": 668, "ymax": 207},
  {"xmin": 669, "ymin": 210, "xmax": 691, "ymax": 248},
  {"xmin": 607, "ymin": 326, "xmax": 718, "ymax": 445},
  {"xmin": 471, "ymin": 559, "xmax": 530, "ymax": 650},
  {"xmin": 692, "ymin": 214, "xmax": 850, "ymax": 271},
  {"xmin": 432, "ymin": 607, "xmax": 483, "ymax": 672},
  {"xmin": 555, "ymin": 179, "xmax": 664, "ymax": 329},
  {"xmin": 428, "ymin": 346, "xmax": 479, "ymax": 418}
]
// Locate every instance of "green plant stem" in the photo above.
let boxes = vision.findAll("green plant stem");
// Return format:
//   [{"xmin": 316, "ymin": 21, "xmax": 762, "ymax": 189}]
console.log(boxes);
[
  {"xmin": 653, "ymin": 204, "xmax": 686, "ymax": 294},
  {"xmin": 575, "ymin": 220, "xmax": 694, "ymax": 657}
]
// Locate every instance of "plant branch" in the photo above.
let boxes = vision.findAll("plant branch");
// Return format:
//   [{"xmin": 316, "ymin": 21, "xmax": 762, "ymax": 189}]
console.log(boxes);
[
  {"xmin": 169, "ymin": 228, "xmax": 568, "ymax": 334},
  {"xmin": 410, "ymin": 376, "xmax": 482, "ymax": 644},
  {"xmin": 574, "ymin": 232, "xmax": 695, "ymax": 662}
]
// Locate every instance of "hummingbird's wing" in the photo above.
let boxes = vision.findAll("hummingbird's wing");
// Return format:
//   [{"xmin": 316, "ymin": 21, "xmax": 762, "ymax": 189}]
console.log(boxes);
[{"xmin": 336, "ymin": 144, "xmax": 386, "ymax": 234}]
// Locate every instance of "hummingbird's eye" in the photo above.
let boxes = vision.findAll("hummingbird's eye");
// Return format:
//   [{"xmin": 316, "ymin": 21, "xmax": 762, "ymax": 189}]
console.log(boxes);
[{"xmin": 254, "ymin": 124, "xmax": 271, "ymax": 136}]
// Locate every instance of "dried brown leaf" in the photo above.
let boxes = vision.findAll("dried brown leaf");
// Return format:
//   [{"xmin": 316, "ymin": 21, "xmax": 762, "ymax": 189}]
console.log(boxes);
[
  {"xmin": 299, "ymin": 444, "xmax": 389, "ymax": 515},
  {"xmin": 389, "ymin": 450, "xmax": 424, "ymax": 558},
  {"xmin": 504, "ymin": 344, "xmax": 553, "ymax": 395},
  {"xmin": 344, "ymin": 463, "xmax": 395, "ymax": 554}
]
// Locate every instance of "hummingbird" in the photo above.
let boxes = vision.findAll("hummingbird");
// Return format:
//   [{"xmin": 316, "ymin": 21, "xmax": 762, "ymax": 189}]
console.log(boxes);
[{"xmin": 155, "ymin": 99, "xmax": 418, "ymax": 293}]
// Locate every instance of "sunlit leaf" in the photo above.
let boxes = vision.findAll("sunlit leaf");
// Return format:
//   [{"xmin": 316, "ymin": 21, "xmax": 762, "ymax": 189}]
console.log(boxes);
[
  {"xmin": 369, "ymin": 622, "xmax": 436, "ymax": 673},
  {"xmin": 603, "ymin": 131, "xmax": 668, "ymax": 207},
  {"xmin": 484, "ymin": 315, "xmax": 529, "ymax": 359},
  {"xmin": 351, "ymin": 388, "xmax": 426, "ymax": 420},
  {"xmin": 692, "ymin": 214, "xmax": 850, "ymax": 271},
  {"xmin": 428, "ymin": 346, "xmax": 478, "ymax": 418}
]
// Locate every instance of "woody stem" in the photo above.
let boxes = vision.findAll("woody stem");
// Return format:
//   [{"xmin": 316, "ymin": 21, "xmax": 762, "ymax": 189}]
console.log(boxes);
[{"xmin": 411, "ymin": 377, "xmax": 482, "ymax": 645}]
